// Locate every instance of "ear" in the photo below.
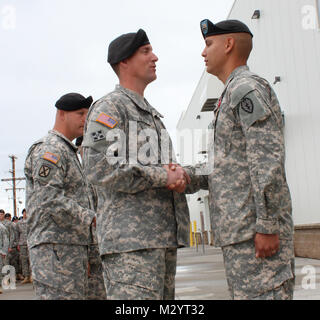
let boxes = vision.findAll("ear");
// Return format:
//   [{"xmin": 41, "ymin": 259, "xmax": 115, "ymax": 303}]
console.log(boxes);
[
  {"xmin": 119, "ymin": 59, "xmax": 129, "ymax": 70},
  {"xmin": 225, "ymin": 36, "xmax": 235, "ymax": 54}
]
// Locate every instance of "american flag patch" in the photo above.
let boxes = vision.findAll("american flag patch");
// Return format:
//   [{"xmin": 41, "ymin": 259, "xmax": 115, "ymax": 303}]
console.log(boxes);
[
  {"xmin": 42, "ymin": 152, "xmax": 60, "ymax": 164},
  {"xmin": 95, "ymin": 113, "xmax": 118, "ymax": 128}
]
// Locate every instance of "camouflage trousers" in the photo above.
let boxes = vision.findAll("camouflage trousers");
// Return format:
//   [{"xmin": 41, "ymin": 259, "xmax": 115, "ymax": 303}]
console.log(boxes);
[
  {"xmin": 87, "ymin": 244, "xmax": 106, "ymax": 300},
  {"xmin": 29, "ymin": 243, "xmax": 89, "ymax": 300},
  {"xmin": 0, "ymin": 254, "xmax": 4, "ymax": 285},
  {"xmin": 101, "ymin": 248, "xmax": 177, "ymax": 300},
  {"xmin": 221, "ymin": 238, "xmax": 295, "ymax": 300},
  {"xmin": 20, "ymin": 245, "xmax": 31, "ymax": 278},
  {"xmin": 7, "ymin": 247, "xmax": 21, "ymax": 276}
]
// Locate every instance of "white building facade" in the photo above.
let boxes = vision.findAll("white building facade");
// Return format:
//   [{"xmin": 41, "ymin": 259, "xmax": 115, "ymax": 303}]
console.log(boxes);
[{"xmin": 177, "ymin": 0, "xmax": 320, "ymax": 243}]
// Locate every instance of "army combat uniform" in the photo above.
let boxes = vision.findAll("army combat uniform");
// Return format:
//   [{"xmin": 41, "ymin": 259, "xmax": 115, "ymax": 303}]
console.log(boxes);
[
  {"xmin": 1, "ymin": 220, "xmax": 15, "ymax": 266},
  {"xmin": 0, "ymin": 223, "xmax": 9, "ymax": 290},
  {"xmin": 87, "ymin": 224, "xmax": 106, "ymax": 300},
  {"xmin": 16, "ymin": 219, "xmax": 31, "ymax": 280},
  {"xmin": 205, "ymin": 65, "xmax": 295, "ymax": 300},
  {"xmin": 9, "ymin": 221, "xmax": 21, "ymax": 279},
  {"xmin": 82, "ymin": 85, "xmax": 190, "ymax": 300},
  {"xmin": 24, "ymin": 130, "xmax": 96, "ymax": 300}
]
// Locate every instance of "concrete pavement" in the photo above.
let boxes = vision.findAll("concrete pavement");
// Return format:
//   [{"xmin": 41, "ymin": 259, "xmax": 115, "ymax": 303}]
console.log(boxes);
[{"xmin": 1, "ymin": 245, "xmax": 320, "ymax": 300}]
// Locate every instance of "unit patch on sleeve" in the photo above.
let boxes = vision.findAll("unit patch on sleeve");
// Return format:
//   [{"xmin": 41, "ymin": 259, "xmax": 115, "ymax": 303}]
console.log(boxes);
[
  {"xmin": 240, "ymin": 98, "xmax": 254, "ymax": 114},
  {"xmin": 95, "ymin": 113, "xmax": 118, "ymax": 128},
  {"xmin": 38, "ymin": 165, "xmax": 51, "ymax": 178},
  {"xmin": 91, "ymin": 130, "xmax": 106, "ymax": 142},
  {"xmin": 42, "ymin": 152, "xmax": 60, "ymax": 164}
]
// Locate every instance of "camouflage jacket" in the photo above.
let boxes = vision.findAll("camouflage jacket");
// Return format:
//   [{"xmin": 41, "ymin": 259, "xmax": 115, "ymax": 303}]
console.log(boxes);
[
  {"xmin": 16, "ymin": 219, "xmax": 28, "ymax": 246},
  {"xmin": 0, "ymin": 220, "xmax": 15, "ymax": 249},
  {"xmin": 82, "ymin": 85, "xmax": 190, "ymax": 255},
  {"xmin": 206, "ymin": 65, "xmax": 293, "ymax": 247},
  {"xmin": 0, "ymin": 223, "xmax": 9, "ymax": 255},
  {"xmin": 24, "ymin": 130, "xmax": 96, "ymax": 249}
]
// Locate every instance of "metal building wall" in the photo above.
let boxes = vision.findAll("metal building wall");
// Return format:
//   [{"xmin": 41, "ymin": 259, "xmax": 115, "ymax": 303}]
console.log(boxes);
[{"xmin": 177, "ymin": 0, "xmax": 320, "ymax": 227}]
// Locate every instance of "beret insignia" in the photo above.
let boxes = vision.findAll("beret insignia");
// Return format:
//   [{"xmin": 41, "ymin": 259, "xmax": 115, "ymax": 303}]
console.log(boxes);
[{"xmin": 201, "ymin": 20, "xmax": 208, "ymax": 35}]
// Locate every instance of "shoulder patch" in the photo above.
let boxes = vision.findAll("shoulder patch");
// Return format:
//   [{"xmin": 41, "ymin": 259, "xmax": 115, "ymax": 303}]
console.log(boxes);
[
  {"xmin": 38, "ymin": 165, "xmax": 51, "ymax": 178},
  {"xmin": 42, "ymin": 152, "xmax": 60, "ymax": 164},
  {"xmin": 95, "ymin": 112, "xmax": 118, "ymax": 128},
  {"xmin": 240, "ymin": 98, "xmax": 254, "ymax": 113}
]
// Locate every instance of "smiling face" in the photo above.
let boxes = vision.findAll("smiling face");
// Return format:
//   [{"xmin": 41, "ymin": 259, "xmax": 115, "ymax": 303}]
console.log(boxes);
[{"xmin": 126, "ymin": 44, "xmax": 158, "ymax": 85}]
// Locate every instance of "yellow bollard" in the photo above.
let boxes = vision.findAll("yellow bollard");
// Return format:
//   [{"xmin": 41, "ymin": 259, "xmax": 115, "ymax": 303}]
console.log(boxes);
[{"xmin": 190, "ymin": 222, "xmax": 193, "ymax": 247}]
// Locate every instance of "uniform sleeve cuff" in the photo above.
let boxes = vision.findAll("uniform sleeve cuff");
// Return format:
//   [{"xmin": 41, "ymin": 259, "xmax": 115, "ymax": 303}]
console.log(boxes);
[
  {"xmin": 145, "ymin": 167, "xmax": 168, "ymax": 188},
  {"xmin": 256, "ymin": 218, "xmax": 280, "ymax": 234}
]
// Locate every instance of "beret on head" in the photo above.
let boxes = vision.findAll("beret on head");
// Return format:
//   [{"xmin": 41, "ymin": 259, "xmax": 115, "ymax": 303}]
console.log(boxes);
[
  {"xmin": 200, "ymin": 19, "xmax": 253, "ymax": 38},
  {"xmin": 107, "ymin": 29, "xmax": 150, "ymax": 65},
  {"xmin": 55, "ymin": 93, "xmax": 93, "ymax": 111}
]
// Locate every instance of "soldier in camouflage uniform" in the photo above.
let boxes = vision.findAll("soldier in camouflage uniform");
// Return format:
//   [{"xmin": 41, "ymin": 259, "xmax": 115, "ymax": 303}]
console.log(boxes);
[
  {"xmin": 193, "ymin": 19, "xmax": 295, "ymax": 300},
  {"xmin": 10, "ymin": 216, "xmax": 22, "ymax": 281},
  {"xmin": 87, "ymin": 224, "xmax": 107, "ymax": 300},
  {"xmin": 24, "ymin": 93, "xmax": 97, "ymax": 300},
  {"xmin": 0, "ymin": 221, "xmax": 9, "ymax": 294},
  {"xmin": 16, "ymin": 209, "xmax": 31, "ymax": 284},
  {"xmin": 82, "ymin": 29, "xmax": 190, "ymax": 300},
  {"xmin": 0, "ymin": 212, "xmax": 15, "ymax": 267},
  {"xmin": 75, "ymin": 136, "xmax": 106, "ymax": 300}
]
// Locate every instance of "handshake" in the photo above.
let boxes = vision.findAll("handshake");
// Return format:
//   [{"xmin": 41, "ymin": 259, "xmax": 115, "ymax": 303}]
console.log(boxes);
[{"xmin": 164, "ymin": 163, "xmax": 191, "ymax": 193}]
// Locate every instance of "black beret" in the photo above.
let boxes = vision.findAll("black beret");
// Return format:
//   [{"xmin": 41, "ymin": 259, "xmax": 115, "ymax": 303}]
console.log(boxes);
[
  {"xmin": 55, "ymin": 93, "xmax": 93, "ymax": 111},
  {"xmin": 107, "ymin": 29, "xmax": 150, "ymax": 65},
  {"xmin": 200, "ymin": 19, "xmax": 253, "ymax": 38}
]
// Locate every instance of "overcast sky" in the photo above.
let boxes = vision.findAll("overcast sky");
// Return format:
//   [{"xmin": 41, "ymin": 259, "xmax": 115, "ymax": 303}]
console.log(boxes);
[{"xmin": 0, "ymin": 0, "xmax": 234, "ymax": 214}]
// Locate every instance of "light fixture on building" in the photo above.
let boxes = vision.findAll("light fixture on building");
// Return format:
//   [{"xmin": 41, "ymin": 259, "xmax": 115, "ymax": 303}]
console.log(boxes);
[
  {"xmin": 198, "ymin": 150, "xmax": 207, "ymax": 155},
  {"xmin": 196, "ymin": 115, "xmax": 201, "ymax": 120},
  {"xmin": 273, "ymin": 76, "xmax": 281, "ymax": 85},
  {"xmin": 197, "ymin": 197, "xmax": 202, "ymax": 201},
  {"xmin": 252, "ymin": 10, "xmax": 260, "ymax": 19}
]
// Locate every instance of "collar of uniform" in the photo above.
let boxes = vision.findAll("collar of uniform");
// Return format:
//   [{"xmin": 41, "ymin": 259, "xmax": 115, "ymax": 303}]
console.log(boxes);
[
  {"xmin": 49, "ymin": 130, "xmax": 78, "ymax": 152},
  {"xmin": 116, "ymin": 84, "xmax": 151, "ymax": 113},
  {"xmin": 225, "ymin": 65, "xmax": 250, "ymax": 87}
]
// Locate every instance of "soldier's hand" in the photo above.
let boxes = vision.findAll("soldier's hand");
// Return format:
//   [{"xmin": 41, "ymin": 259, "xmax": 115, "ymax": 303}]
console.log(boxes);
[
  {"xmin": 165, "ymin": 163, "xmax": 191, "ymax": 193},
  {"xmin": 92, "ymin": 217, "xmax": 96, "ymax": 228},
  {"xmin": 17, "ymin": 245, "xmax": 20, "ymax": 252},
  {"xmin": 0, "ymin": 254, "xmax": 6, "ymax": 258},
  {"xmin": 254, "ymin": 233, "xmax": 280, "ymax": 258},
  {"xmin": 164, "ymin": 164, "xmax": 186, "ymax": 192}
]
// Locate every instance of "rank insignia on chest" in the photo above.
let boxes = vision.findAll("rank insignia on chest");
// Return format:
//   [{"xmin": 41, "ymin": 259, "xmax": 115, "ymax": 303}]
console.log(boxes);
[
  {"xmin": 39, "ymin": 165, "xmax": 51, "ymax": 178},
  {"xmin": 240, "ymin": 98, "xmax": 254, "ymax": 113},
  {"xmin": 42, "ymin": 152, "xmax": 60, "ymax": 164},
  {"xmin": 95, "ymin": 112, "xmax": 118, "ymax": 128},
  {"xmin": 91, "ymin": 130, "xmax": 106, "ymax": 142}
]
